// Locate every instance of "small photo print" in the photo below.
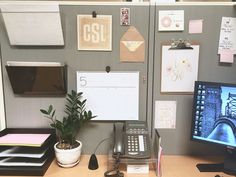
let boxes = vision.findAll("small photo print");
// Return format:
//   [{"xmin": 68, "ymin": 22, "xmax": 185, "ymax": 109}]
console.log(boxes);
[{"xmin": 120, "ymin": 8, "xmax": 130, "ymax": 26}]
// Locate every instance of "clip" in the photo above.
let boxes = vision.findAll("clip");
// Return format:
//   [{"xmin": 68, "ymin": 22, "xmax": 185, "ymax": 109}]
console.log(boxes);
[
  {"xmin": 169, "ymin": 39, "xmax": 193, "ymax": 50},
  {"xmin": 106, "ymin": 66, "xmax": 111, "ymax": 73},
  {"xmin": 92, "ymin": 11, "xmax": 97, "ymax": 18}
]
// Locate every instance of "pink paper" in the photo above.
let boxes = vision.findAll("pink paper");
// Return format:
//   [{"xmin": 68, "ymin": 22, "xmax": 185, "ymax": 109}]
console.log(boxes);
[
  {"xmin": 0, "ymin": 133, "xmax": 50, "ymax": 147},
  {"xmin": 189, "ymin": 19, "xmax": 203, "ymax": 34},
  {"xmin": 219, "ymin": 49, "xmax": 234, "ymax": 63}
]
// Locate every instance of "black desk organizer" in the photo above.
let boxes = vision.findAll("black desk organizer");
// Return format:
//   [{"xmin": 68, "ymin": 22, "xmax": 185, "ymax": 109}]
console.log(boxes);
[{"xmin": 0, "ymin": 128, "xmax": 56, "ymax": 176}]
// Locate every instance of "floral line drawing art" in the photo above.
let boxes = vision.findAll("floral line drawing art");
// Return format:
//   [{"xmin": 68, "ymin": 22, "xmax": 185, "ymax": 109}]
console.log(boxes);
[
  {"xmin": 165, "ymin": 58, "xmax": 192, "ymax": 81},
  {"xmin": 161, "ymin": 44, "xmax": 200, "ymax": 93}
]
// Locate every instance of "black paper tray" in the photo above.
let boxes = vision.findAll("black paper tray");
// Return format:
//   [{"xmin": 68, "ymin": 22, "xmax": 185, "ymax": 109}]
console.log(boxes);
[{"xmin": 0, "ymin": 128, "xmax": 56, "ymax": 176}]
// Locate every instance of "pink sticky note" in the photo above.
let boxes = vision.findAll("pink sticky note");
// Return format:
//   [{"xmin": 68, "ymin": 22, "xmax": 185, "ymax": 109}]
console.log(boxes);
[
  {"xmin": 0, "ymin": 133, "xmax": 50, "ymax": 147},
  {"xmin": 219, "ymin": 49, "xmax": 234, "ymax": 63},
  {"xmin": 189, "ymin": 19, "xmax": 203, "ymax": 34}
]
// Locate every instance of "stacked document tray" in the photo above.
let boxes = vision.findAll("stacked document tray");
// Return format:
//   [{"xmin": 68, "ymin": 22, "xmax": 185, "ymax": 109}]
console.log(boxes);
[{"xmin": 0, "ymin": 128, "xmax": 56, "ymax": 176}]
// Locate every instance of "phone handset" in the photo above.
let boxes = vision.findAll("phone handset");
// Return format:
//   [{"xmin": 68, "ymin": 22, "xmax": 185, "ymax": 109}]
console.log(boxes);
[
  {"xmin": 106, "ymin": 123, "xmax": 125, "ymax": 177},
  {"xmin": 113, "ymin": 122, "xmax": 125, "ymax": 156}
]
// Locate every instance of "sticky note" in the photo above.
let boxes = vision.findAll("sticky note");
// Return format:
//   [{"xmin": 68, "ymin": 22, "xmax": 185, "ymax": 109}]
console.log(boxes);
[
  {"xmin": 189, "ymin": 19, "xmax": 203, "ymax": 34},
  {"xmin": 219, "ymin": 49, "xmax": 234, "ymax": 63}
]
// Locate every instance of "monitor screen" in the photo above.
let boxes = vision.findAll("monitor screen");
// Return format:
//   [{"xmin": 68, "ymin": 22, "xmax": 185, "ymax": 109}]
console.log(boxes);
[{"xmin": 191, "ymin": 81, "xmax": 236, "ymax": 148}]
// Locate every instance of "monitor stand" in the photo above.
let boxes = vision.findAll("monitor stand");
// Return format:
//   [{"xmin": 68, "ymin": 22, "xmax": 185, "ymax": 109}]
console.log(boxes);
[
  {"xmin": 196, "ymin": 163, "xmax": 224, "ymax": 172},
  {"xmin": 196, "ymin": 149, "xmax": 236, "ymax": 175},
  {"xmin": 223, "ymin": 151, "xmax": 236, "ymax": 175}
]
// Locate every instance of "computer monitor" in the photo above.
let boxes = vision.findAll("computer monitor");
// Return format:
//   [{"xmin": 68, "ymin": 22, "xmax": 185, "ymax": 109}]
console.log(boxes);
[{"xmin": 191, "ymin": 81, "xmax": 236, "ymax": 175}]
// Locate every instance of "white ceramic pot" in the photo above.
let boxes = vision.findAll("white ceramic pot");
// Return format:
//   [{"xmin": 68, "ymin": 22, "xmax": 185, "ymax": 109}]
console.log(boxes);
[{"xmin": 54, "ymin": 140, "xmax": 82, "ymax": 168}]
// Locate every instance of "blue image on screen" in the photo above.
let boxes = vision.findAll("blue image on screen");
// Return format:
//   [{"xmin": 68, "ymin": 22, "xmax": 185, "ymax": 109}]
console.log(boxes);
[{"xmin": 193, "ymin": 83, "xmax": 236, "ymax": 148}]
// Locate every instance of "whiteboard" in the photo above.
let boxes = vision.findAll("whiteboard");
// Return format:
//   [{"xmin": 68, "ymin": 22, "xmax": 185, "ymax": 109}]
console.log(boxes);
[{"xmin": 77, "ymin": 72, "xmax": 139, "ymax": 121}]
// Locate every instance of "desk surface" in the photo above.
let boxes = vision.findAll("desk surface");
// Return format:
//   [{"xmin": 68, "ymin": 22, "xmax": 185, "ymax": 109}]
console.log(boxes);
[{"xmin": 1, "ymin": 155, "xmax": 235, "ymax": 177}]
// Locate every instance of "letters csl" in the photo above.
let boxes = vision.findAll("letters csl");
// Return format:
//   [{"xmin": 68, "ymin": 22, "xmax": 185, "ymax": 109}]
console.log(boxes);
[{"xmin": 83, "ymin": 23, "xmax": 105, "ymax": 43}]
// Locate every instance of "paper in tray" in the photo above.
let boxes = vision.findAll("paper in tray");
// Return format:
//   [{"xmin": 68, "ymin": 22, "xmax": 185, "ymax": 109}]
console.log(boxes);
[
  {"xmin": 0, "ymin": 133, "xmax": 50, "ymax": 147},
  {"xmin": 0, "ymin": 146, "xmax": 48, "ymax": 158},
  {"xmin": 0, "ymin": 156, "xmax": 47, "ymax": 167}
]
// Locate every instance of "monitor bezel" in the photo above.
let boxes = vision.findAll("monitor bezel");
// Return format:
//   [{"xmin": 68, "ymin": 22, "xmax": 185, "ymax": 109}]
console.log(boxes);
[{"xmin": 190, "ymin": 81, "xmax": 236, "ymax": 149}]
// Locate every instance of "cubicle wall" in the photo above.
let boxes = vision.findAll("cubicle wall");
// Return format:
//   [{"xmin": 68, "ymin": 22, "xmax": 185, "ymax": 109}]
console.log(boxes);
[
  {"xmin": 0, "ymin": 2, "xmax": 151, "ymax": 154},
  {"xmin": 153, "ymin": 4, "xmax": 236, "ymax": 155},
  {"xmin": 0, "ymin": 2, "xmax": 235, "ymax": 154}
]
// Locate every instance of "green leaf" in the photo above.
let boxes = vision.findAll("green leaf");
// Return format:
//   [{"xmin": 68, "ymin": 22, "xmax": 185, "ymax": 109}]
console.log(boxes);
[
  {"xmin": 50, "ymin": 123, "xmax": 56, "ymax": 128},
  {"xmin": 67, "ymin": 94, "xmax": 74, "ymax": 101},
  {"xmin": 88, "ymin": 110, "xmax": 92, "ymax": 118},
  {"xmin": 77, "ymin": 100, "xmax": 82, "ymax": 106},
  {"xmin": 82, "ymin": 99, "xmax": 87, "ymax": 105},
  {"xmin": 52, "ymin": 110, "xmax": 55, "ymax": 117},
  {"xmin": 48, "ymin": 105, "xmax": 53, "ymax": 114},
  {"xmin": 66, "ymin": 97, "xmax": 73, "ymax": 104},
  {"xmin": 40, "ymin": 109, "xmax": 48, "ymax": 114}
]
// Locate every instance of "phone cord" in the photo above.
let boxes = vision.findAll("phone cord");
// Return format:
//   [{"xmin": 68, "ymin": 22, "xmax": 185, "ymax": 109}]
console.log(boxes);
[{"xmin": 104, "ymin": 153, "xmax": 124, "ymax": 177}]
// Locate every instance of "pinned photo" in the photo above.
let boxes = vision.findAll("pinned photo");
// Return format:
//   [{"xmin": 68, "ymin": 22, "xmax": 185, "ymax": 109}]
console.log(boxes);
[{"xmin": 120, "ymin": 8, "xmax": 130, "ymax": 26}]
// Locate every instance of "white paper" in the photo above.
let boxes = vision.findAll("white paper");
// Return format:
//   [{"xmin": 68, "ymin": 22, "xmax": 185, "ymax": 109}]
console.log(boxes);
[
  {"xmin": 0, "ymin": 157, "xmax": 46, "ymax": 166},
  {"xmin": 218, "ymin": 17, "xmax": 236, "ymax": 63},
  {"xmin": 158, "ymin": 10, "xmax": 184, "ymax": 31},
  {"xmin": 127, "ymin": 164, "xmax": 149, "ymax": 174},
  {"xmin": 155, "ymin": 101, "xmax": 176, "ymax": 129},
  {"xmin": 77, "ymin": 72, "xmax": 139, "ymax": 121},
  {"xmin": 0, "ymin": 146, "xmax": 47, "ymax": 158},
  {"xmin": 0, "ymin": 3, "xmax": 64, "ymax": 46},
  {"xmin": 218, "ymin": 17, "xmax": 236, "ymax": 53},
  {"xmin": 161, "ymin": 45, "xmax": 199, "ymax": 93}
]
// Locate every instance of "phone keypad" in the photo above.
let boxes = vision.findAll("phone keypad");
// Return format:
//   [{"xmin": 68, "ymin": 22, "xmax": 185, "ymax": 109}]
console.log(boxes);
[
  {"xmin": 127, "ymin": 135, "xmax": 139, "ymax": 154},
  {"xmin": 123, "ymin": 122, "xmax": 151, "ymax": 159}
]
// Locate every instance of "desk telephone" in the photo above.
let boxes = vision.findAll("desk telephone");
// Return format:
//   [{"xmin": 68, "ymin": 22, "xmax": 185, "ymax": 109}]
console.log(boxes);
[{"xmin": 113, "ymin": 121, "xmax": 151, "ymax": 159}]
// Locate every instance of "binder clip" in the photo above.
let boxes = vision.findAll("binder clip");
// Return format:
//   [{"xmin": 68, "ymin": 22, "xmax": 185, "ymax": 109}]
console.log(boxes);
[
  {"xmin": 92, "ymin": 11, "xmax": 97, "ymax": 18},
  {"xmin": 169, "ymin": 39, "xmax": 193, "ymax": 50}
]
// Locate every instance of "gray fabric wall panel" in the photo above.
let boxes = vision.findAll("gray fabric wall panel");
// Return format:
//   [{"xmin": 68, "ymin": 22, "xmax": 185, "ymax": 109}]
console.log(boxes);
[
  {"xmin": 0, "ymin": 3, "xmax": 236, "ymax": 155},
  {"xmin": 153, "ymin": 5, "xmax": 236, "ymax": 155},
  {"xmin": 0, "ymin": 4, "xmax": 150, "ymax": 154}
]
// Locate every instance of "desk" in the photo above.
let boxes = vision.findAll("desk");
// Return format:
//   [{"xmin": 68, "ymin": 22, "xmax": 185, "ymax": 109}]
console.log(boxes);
[{"xmin": 1, "ymin": 155, "xmax": 235, "ymax": 177}]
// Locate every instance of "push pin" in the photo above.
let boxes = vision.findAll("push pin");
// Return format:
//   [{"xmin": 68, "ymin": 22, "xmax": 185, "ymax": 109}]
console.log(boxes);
[
  {"xmin": 106, "ymin": 66, "xmax": 111, "ymax": 73},
  {"xmin": 92, "ymin": 11, "xmax": 97, "ymax": 18}
]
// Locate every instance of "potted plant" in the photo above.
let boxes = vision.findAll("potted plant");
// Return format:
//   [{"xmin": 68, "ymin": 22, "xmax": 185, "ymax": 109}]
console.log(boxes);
[{"xmin": 40, "ymin": 90, "xmax": 96, "ymax": 167}]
